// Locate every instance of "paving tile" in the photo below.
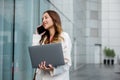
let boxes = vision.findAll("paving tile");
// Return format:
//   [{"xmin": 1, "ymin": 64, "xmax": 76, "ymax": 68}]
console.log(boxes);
[{"xmin": 70, "ymin": 64, "xmax": 120, "ymax": 80}]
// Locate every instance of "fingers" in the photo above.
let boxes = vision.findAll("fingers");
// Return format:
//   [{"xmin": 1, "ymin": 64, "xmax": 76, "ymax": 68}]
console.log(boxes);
[
  {"xmin": 37, "ymin": 24, "xmax": 42, "ymax": 28},
  {"xmin": 48, "ymin": 64, "xmax": 52, "ymax": 68},
  {"xmin": 41, "ymin": 31, "xmax": 46, "ymax": 36},
  {"xmin": 43, "ymin": 61, "xmax": 47, "ymax": 69},
  {"xmin": 39, "ymin": 61, "xmax": 47, "ymax": 69},
  {"xmin": 43, "ymin": 61, "xmax": 46, "ymax": 67},
  {"xmin": 38, "ymin": 61, "xmax": 53, "ymax": 71}
]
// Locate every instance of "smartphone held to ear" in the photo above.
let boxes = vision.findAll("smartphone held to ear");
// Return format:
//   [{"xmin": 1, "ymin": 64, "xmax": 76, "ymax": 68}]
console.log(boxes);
[{"xmin": 37, "ymin": 25, "xmax": 46, "ymax": 34}]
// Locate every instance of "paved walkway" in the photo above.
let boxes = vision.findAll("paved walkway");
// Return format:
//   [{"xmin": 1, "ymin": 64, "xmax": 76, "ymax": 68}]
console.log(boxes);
[{"xmin": 70, "ymin": 64, "xmax": 120, "ymax": 80}]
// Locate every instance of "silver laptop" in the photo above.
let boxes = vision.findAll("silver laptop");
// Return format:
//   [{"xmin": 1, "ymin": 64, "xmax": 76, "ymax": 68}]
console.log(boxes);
[{"xmin": 28, "ymin": 43, "xmax": 65, "ymax": 68}]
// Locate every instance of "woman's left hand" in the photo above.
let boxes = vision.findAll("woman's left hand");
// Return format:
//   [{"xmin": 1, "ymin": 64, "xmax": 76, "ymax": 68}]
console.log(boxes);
[{"xmin": 39, "ymin": 61, "xmax": 54, "ymax": 72}]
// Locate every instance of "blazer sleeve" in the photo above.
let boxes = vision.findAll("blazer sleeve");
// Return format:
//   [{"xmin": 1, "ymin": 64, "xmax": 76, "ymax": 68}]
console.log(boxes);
[
  {"xmin": 32, "ymin": 34, "xmax": 41, "ymax": 46},
  {"xmin": 50, "ymin": 32, "xmax": 72, "ymax": 76}
]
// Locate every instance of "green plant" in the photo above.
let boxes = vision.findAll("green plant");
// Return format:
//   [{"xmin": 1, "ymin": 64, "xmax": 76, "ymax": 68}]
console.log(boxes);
[
  {"xmin": 111, "ymin": 49, "xmax": 115, "ymax": 57},
  {"xmin": 104, "ymin": 47, "xmax": 116, "ymax": 58}
]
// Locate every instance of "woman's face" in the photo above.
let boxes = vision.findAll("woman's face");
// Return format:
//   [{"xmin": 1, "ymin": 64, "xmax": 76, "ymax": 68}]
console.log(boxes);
[{"xmin": 42, "ymin": 12, "xmax": 54, "ymax": 30}]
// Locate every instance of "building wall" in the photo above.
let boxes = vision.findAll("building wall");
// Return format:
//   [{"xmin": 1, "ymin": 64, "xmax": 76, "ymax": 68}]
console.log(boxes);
[
  {"xmin": 102, "ymin": 0, "xmax": 120, "ymax": 64},
  {"xmin": 82, "ymin": 0, "xmax": 101, "ymax": 64},
  {"xmin": 86, "ymin": 0, "xmax": 101, "ymax": 64},
  {"xmin": 73, "ymin": 0, "xmax": 87, "ymax": 68}
]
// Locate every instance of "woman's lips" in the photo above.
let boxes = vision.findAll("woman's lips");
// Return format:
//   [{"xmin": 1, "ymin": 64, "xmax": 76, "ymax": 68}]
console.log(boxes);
[{"xmin": 43, "ymin": 23, "xmax": 47, "ymax": 26}]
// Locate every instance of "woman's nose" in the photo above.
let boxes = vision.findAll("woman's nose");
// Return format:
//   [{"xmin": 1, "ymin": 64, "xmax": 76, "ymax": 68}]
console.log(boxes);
[
  {"xmin": 42, "ymin": 18, "xmax": 46, "ymax": 22},
  {"xmin": 42, "ymin": 20, "xmax": 45, "ymax": 24}
]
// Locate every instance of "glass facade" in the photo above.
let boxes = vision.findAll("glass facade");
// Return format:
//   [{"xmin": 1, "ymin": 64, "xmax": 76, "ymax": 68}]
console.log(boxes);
[
  {"xmin": 0, "ymin": 0, "xmax": 14, "ymax": 80},
  {"xmin": 13, "ymin": 0, "xmax": 33, "ymax": 80},
  {"xmin": 0, "ymin": 0, "xmax": 36, "ymax": 80}
]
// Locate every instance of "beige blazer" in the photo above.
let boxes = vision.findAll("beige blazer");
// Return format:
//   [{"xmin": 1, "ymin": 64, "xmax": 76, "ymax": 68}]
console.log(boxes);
[{"xmin": 32, "ymin": 32, "xmax": 72, "ymax": 80}]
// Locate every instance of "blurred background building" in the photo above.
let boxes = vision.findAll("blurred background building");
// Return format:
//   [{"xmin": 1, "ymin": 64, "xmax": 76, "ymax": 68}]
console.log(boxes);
[{"xmin": 0, "ymin": 0, "xmax": 120, "ymax": 80}]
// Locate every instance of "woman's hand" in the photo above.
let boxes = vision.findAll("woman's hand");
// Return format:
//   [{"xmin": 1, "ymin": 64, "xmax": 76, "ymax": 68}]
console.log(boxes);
[{"xmin": 39, "ymin": 61, "xmax": 54, "ymax": 72}]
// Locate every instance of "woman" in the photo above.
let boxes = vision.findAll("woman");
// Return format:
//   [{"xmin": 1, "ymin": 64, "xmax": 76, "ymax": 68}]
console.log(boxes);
[{"xmin": 32, "ymin": 10, "xmax": 72, "ymax": 80}]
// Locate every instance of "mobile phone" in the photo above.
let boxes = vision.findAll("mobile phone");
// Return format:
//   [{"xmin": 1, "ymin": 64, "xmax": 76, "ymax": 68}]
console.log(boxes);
[{"xmin": 37, "ymin": 25, "xmax": 46, "ymax": 34}]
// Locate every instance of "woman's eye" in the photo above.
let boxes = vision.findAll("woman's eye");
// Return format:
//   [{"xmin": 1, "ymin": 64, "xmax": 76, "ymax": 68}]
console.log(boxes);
[{"xmin": 45, "ymin": 17, "xmax": 48, "ymax": 19}]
